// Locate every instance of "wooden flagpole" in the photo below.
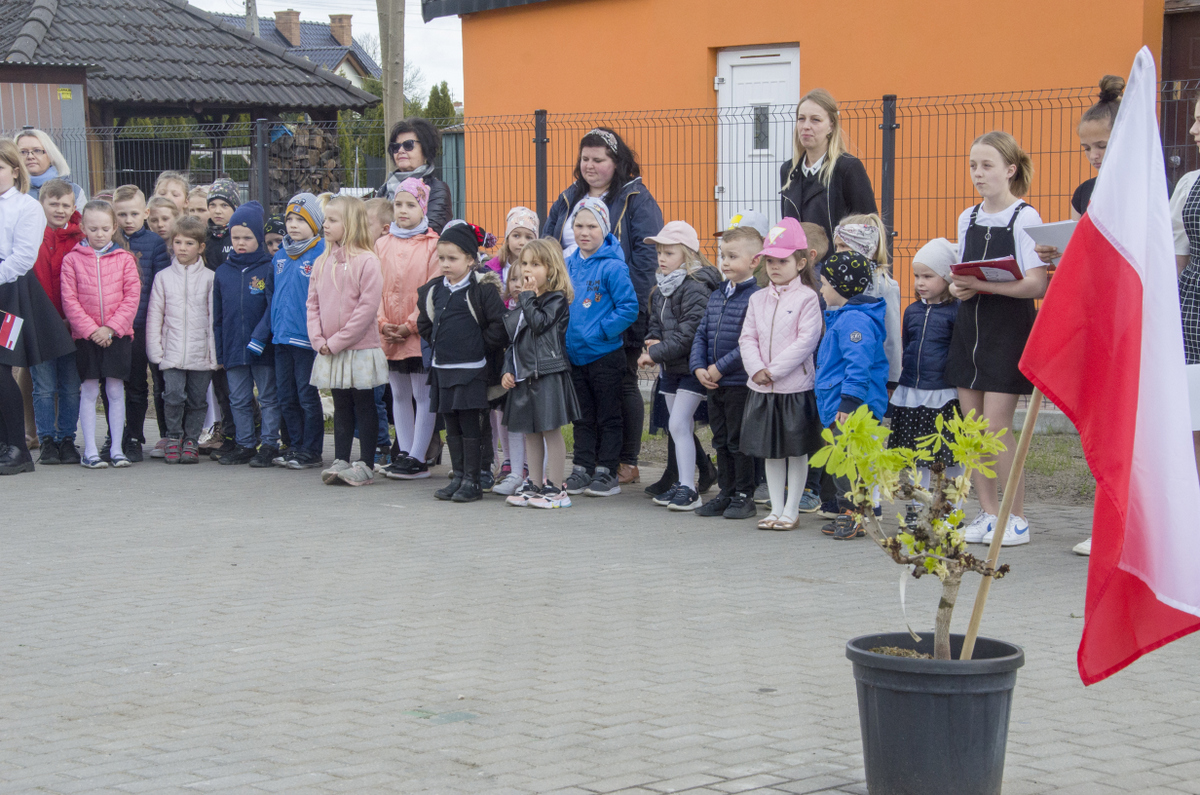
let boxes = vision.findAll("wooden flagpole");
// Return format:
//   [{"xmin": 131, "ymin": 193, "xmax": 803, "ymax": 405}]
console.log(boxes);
[{"xmin": 960, "ymin": 388, "xmax": 1043, "ymax": 661}]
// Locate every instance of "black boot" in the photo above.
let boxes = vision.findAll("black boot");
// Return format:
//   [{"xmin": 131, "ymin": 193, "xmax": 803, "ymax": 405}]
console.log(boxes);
[
  {"xmin": 0, "ymin": 444, "xmax": 35, "ymax": 475},
  {"xmin": 645, "ymin": 438, "xmax": 678, "ymax": 497},
  {"xmin": 696, "ymin": 434, "xmax": 718, "ymax": 494},
  {"xmin": 435, "ymin": 435, "xmax": 464, "ymax": 500},
  {"xmin": 453, "ymin": 436, "xmax": 483, "ymax": 502},
  {"xmin": 38, "ymin": 437, "xmax": 60, "ymax": 465}
]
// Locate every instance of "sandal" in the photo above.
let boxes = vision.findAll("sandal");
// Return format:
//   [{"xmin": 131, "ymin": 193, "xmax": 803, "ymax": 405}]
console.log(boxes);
[
  {"xmin": 773, "ymin": 514, "xmax": 801, "ymax": 531},
  {"xmin": 757, "ymin": 514, "xmax": 780, "ymax": 530}
]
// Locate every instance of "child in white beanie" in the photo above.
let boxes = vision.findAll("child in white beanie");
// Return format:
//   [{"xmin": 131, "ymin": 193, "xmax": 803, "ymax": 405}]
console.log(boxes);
[{"xmin": 887, "ymin": 237, "xmax": 961, "ymax": 513}]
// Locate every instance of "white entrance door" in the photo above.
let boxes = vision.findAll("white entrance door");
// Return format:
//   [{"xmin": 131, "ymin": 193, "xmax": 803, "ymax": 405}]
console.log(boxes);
[{"xmin": 715, "ymin": 45, "xmax": 801, "ymax": 232}]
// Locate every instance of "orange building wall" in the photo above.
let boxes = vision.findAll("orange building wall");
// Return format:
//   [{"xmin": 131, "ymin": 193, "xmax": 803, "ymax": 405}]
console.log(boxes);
[{"xmin": 461, "ymin": 0, "xmax": 1164, "ymax": 116}]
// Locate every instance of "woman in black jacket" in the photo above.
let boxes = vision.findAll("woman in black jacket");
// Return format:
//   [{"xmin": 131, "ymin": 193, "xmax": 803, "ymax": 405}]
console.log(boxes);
[
  {"xmin": 542, "ymin": 127, "xmax": 664, "ymax": 486},
  {"xmin": 779, "ymin": 89, "xmax": 877, "ymax": 247},
  {"xmin": 500, "ymin": 239, "xmax": 581, "ymax": 507},
  {"xmin": 376, "ymin": 118, "xmax": 452, "ymax": 234},
  {"xmin": 638, "ymin": 223, "xmax": 721, "ymax": 511}
]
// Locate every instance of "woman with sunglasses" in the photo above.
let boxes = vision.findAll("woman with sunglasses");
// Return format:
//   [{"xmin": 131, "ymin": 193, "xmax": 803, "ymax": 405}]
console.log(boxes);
[
  {"xmin": 375, "ymin": 118, "xmax": 451, "ymax": 234},
  {"xmin": 13, "ymin": 129, "xmax": 87, "ymax": 211}
]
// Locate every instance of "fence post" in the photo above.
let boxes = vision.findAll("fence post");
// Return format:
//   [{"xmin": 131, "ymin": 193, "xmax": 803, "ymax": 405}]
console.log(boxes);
[
  {"xmin": 879, "ymin": 95, "xmax": 899, "ymax": 258},
  {"xmin": 534, "ymin": 109, "xmax": 548, "ymax": 227},
  {"xmin": 254, "ymin": 118, "xmax": 269, "ymax": 208}
]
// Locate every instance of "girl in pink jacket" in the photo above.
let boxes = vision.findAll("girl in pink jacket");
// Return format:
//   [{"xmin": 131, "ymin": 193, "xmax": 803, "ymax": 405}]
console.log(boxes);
[
  {"xmin": 737, "ymin": 218, "xmax": 824, "ymax": 530},
  {"xmin": 60, "ymin": 200, "xmax": 142, "ymax": 468},
  {"xmin": 307, "ymin": 196, "xmax": 387, "ymax": 486},
  {"xmin": 375, "ymin": 177, "xmax": 440, "ymax": 479}
]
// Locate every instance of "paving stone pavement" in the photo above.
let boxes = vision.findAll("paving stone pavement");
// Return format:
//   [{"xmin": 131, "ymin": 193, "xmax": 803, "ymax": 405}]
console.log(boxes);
[{"xmin": 3, "ymin": 442, "xmax": 1200, "ymax": 794}]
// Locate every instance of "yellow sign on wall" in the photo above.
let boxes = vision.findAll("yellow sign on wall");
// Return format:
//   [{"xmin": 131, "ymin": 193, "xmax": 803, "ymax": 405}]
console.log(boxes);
[{"xmin": 57, "ymin": 87, "xmax": 72, "ymax": 100}]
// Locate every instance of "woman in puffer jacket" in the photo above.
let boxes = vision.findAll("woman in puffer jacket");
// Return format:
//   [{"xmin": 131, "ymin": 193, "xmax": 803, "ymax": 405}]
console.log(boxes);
[
  {"xmin": 145, "ymin": 215, "xmax": 217, "ymax": 463},
  {"xmin": 60, "ymin": 200, "xmax": 141, "ymax": 467},
  {"xmin": 637, "ymin": 221, "xmax": 721, "ymax": 512}
]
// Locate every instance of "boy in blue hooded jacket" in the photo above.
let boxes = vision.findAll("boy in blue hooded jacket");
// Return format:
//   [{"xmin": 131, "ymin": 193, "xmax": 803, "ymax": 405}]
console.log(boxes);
[
  {"xmin": 815, "ymin": 251, "xmax": 889, "ymax": 537},
  {"xmin": 562, "ymin": 198, "xmax": 639, "ymax": 497},
  {"xmin": 270, "ymin": 193, "xmax": 326, "ymax": 469},
  {"xmin": 213, "ymin": 201, "xmax": 280, "ymax": 468}
]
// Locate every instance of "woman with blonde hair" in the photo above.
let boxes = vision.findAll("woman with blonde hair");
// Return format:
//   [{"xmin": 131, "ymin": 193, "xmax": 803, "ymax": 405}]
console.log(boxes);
[
  {"xmin": 14, "ymin": 129, "xmax": 87, "ymax": 210},
  {"xmin": 779, "ymin": 89, "xmax": 877, "ymax": 249}
]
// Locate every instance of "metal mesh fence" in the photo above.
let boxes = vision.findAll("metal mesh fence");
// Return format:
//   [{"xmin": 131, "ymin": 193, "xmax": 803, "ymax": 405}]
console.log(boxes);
[{"xmin": 8, "ymin": 81, "xmax": 1200, "ymax": 307}]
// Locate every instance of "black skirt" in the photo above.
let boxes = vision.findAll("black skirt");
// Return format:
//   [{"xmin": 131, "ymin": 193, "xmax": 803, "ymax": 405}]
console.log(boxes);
[
  {"xmin": 944, "ymin": 294, "xmax": 1035, "ymax": 395},
  {"xmin": 739, "ymin": 389, "xmax": 824, "ymax": 459},
  {"xmin": 0, "ymin": 273, "xmax": 76, "ymax": 368},
  {"xmin": 428, "ymin": 366, "xmax": 489, "ymax": 413},
  {"xmin": 76, "ymin": 335, "xmax": 134, "ymax": 381},
  {"xmin": 503, "ymin": 370, "xmax": 581, "ymax": 433},
  {"xmin": 887, "ymin": 400, "xmax": 959, "ymax": 467},
  {"xmin": 388, "ymin": 356, "xmax": 426, "ymax": 374}
]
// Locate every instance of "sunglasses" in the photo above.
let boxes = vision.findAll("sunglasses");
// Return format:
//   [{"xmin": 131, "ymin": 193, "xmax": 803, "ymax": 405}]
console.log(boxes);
[{"xmin": 388, "ymin": 139, "xmax": 419, "ymax": 155}]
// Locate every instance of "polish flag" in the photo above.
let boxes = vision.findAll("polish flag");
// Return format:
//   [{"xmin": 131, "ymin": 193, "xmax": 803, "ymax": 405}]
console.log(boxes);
[{"xmin": 1019, "ymin": 47, "xmax": 1200, "ymax": 685}]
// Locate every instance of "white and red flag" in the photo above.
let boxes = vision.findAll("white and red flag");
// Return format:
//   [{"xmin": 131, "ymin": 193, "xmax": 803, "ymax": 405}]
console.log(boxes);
[{"xmin": 1020, "ymin": 46, "xmax": 1200, "ymax": 684}]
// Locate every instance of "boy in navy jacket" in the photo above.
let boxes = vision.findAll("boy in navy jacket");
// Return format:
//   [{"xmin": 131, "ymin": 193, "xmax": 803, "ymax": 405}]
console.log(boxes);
[
  {"xmin": 213, "ymin": 201, "xmax": 279, "ymax": 467},
  {"xmin": 815, "ymin": 251, "xmax": 889, "ymax": 534},
  {"xmin": 112, "ymin": 184, "xmax": 170, "ymax": 461},
  {"xmin": 690, "ymin": 225, "xmax": 762, "ymax": 519},
  {"xmin": 270, "ymin": 193, "xmax": 326, "ymax": 469}
]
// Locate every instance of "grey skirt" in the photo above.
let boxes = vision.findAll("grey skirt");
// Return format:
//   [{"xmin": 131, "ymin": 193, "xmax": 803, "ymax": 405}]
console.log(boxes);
[{"xmin": 738, "ymin": 389, "xmax": 824, "ymax": 460}]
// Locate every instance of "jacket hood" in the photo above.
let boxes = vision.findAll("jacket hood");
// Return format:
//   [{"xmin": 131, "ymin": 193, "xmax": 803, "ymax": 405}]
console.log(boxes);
[
  {"xmin": 829, "ymin": 294, "xmax": 886, "ymax": 332},
  {"xmin": 578, "ymin": 234, "xmax": 625, "ymax": 265},
  {"xmin": 688, "ymin": 265, "xmax": 722, "ymax": 291}
]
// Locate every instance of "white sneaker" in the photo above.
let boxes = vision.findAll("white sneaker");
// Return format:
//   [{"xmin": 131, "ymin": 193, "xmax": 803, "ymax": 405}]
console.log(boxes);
[
  {"xmin": 1073, "ymin": 537, "xmax": 1092, "ymax": 556},
  {"xmin": 982, "ymin": 514, "xmax": 1030, "ymax": 547},
  {"xmin": 493, "ymin": 473, "xmax": 524, "ymax": 496},
  {"xmin": 962, "ymin": 511, "xmax": 996, "ymax": 544}
]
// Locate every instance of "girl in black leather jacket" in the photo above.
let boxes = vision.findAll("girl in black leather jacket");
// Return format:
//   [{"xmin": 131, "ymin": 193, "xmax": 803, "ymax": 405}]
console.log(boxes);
[{"xmin": 500, "ymin": 240, "xmax": 581, "ymax": 508}]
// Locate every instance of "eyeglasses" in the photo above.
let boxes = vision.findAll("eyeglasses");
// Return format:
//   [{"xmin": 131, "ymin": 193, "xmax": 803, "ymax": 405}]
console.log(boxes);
[
  {"xmin": 388, "ymin": 139, "xmax": 418, "ymax": 155},
  {"xmin": 19, "ymin": 148, "xmax": 46, "ymax": 158}
]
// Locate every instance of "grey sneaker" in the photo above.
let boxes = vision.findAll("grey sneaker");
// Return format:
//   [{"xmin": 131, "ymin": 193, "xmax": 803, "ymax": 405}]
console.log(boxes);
[
  {"xmin": 322, "ymin": 459, "xmax": 351, "ymax": 485},
  {"xmin": 493, "ymin": 472, "xmax": 524, "ymax": 496},
  {"xmin": 798, "ymin": 489, "xmax": 821, "ymax": 513},
  {"xmin": 753, "ymin": 482, "xmax": 770, "ymax": 504},
  {"xmin": 584, "ymin": 467, "xmax": 620, "ymax": 497},
  {"xmin": 338, "ymin": 460, "xmax": 375, "ymax": 486},
  {"xmin": 564, "ymin": 465, "xmax": 592, "ymax": 495}
]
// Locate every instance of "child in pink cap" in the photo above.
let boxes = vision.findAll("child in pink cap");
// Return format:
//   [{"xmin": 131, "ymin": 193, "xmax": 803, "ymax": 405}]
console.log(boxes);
[
  {"xmin": 737, "ymin": 217, "xmax": 825, "ymax": 530},
  {"xmin": 376, "ymin": 176, "xmax": 441, "ymax": 480}
]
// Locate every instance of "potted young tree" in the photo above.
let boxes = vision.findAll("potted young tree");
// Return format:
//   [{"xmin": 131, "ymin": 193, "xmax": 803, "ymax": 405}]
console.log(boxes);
[{"xmin": 811, "ymin": 406, "xmax": 1026, "ymax": 795}]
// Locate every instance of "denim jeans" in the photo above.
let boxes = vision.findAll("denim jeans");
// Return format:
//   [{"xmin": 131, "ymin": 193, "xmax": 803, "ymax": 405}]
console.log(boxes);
[
  {"xmin": 30, "ymin": 351, "xmax": 81, "ymax": 441},
  {"xmin": 274, "ymin": 344, "xmax": 324, "ymax": 455},
  {"xmin": 225, "ymin": 363, "xmax": 280, "ymax": 448},
  {"xmin": 161, "ymin": 368, "xmax": 213, "ymax": 441}
]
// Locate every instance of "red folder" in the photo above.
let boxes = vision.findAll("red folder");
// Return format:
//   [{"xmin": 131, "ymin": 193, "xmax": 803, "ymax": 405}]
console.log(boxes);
[
  {"xmin": 951, "ymin": 256, "xmax": 1023, "ymax": 283},
  {"xmin": 0, "ymin": 311, "xmax": 23, "ymax": 351}
]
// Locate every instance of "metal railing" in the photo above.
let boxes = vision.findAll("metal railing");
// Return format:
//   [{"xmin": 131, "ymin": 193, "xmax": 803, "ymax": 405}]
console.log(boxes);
[{"xmin": 8, "ymin": 80, "xmax": 1199, "ymax": 307}]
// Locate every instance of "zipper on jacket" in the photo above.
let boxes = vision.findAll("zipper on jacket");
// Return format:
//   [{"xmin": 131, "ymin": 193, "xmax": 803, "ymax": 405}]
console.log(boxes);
[
  {"xmin": 712, "ymin": 291, "xmax": 728, "ymax": 368},
  {"xmin": 767, "ymin": 295, "xmax": 780, "ymax": 393},
  {"xmin": 916, "ymin": 302, "xmax": 931, "ymax": 387},
  {"xmin": 613, "ymin": 189, "xmax": 639, "ymax": 242},
  {"xmin": 969, "ymin": 227, "xmax": 991, "ymax": 390},
  {"xmin": 95, "ymin": 250, "xmax": 106, "ymax": 326},
  {"xmin": 182, "ymin": 264, "xmax": 189, "ymax": 366}
]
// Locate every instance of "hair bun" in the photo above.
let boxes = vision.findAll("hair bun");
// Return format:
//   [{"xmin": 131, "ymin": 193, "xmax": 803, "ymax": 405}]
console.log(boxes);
[{"xmin": 1098, "ymin": 75, "xmax": 1126, "ymax": 104}]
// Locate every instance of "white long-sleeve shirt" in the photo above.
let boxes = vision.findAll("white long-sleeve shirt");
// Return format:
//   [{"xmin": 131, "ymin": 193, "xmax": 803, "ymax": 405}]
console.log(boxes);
[{"xmin": 0, "ymin": 187, "xmax": 47, "ymax": 285}]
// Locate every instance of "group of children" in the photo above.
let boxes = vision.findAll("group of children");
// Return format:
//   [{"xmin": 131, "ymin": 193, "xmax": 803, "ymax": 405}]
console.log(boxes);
[{"xmin": 18, "ymin": 146, "xmax": 1013, "ymax": 541}]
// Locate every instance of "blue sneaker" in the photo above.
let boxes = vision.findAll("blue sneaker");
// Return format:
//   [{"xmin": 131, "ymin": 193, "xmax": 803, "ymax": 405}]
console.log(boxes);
[
  {"xmin": 818, "ymin": 499, "xmax": 840, "ymax": 519},
  {"xmin": 798, "ymin": 489, "xmax": 820, "ymax": 513},
  {"xmin": 652, "ymin": 483, "xmax": 681, "ymax": 506}
]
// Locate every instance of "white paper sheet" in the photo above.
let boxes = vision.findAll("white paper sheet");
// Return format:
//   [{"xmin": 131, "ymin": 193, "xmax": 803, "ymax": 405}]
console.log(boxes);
[{"xmin": 1024, "ymin": 220, "xmax": 1078, "ymax": 263}]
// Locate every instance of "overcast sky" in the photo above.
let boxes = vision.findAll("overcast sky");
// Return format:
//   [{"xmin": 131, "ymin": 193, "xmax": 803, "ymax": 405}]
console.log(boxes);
[{"xmin": 189, "ymin": 0, "xmax": 464, "ymax": 100}]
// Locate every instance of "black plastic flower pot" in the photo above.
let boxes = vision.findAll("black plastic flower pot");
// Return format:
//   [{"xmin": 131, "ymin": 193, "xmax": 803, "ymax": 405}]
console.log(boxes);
[{"xmin": 846, "ymin": 632, "xmax": 1024, "ymax": 795}]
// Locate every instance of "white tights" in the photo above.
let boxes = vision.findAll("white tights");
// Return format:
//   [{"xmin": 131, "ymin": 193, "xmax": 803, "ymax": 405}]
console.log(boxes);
[
  {"xmin": 388, "ymin": 371, "xmax": 434, "ymax": 460},
  {"xmin": 79, "ymin": 378, "xmax": 125, "ymax": 460},
  {"xmin": 664, "ymin": 391, "xmax": 704, "ymax": 490},
  {"xmin": 765, "ymin": 456, "xmax": 809, "ymax": 521}
]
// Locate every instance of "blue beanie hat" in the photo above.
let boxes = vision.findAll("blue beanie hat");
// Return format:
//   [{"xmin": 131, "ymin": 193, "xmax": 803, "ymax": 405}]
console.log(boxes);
[{"xmin": 229, "ymin": 201, "xmax": 266, "ymax": 249}]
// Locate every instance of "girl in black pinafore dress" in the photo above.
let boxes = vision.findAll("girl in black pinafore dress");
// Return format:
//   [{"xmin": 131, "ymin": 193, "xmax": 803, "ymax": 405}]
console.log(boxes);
[{"xmin": 944, "ymin": 132, "xmax": 1048, "ymax": 548}]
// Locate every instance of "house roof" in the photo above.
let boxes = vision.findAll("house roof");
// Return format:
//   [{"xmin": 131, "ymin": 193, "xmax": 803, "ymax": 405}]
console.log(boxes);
[
  {"xmin": 0, "ymin": 0, "xmax": 378, "ymax": 113},
  {"xmin": 213, "ymin": 13, "xmax": 382, "ymax": 79},
  {"xmin": 421, "ymin": 0, "xmax": 554, "ymax": 22}
]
